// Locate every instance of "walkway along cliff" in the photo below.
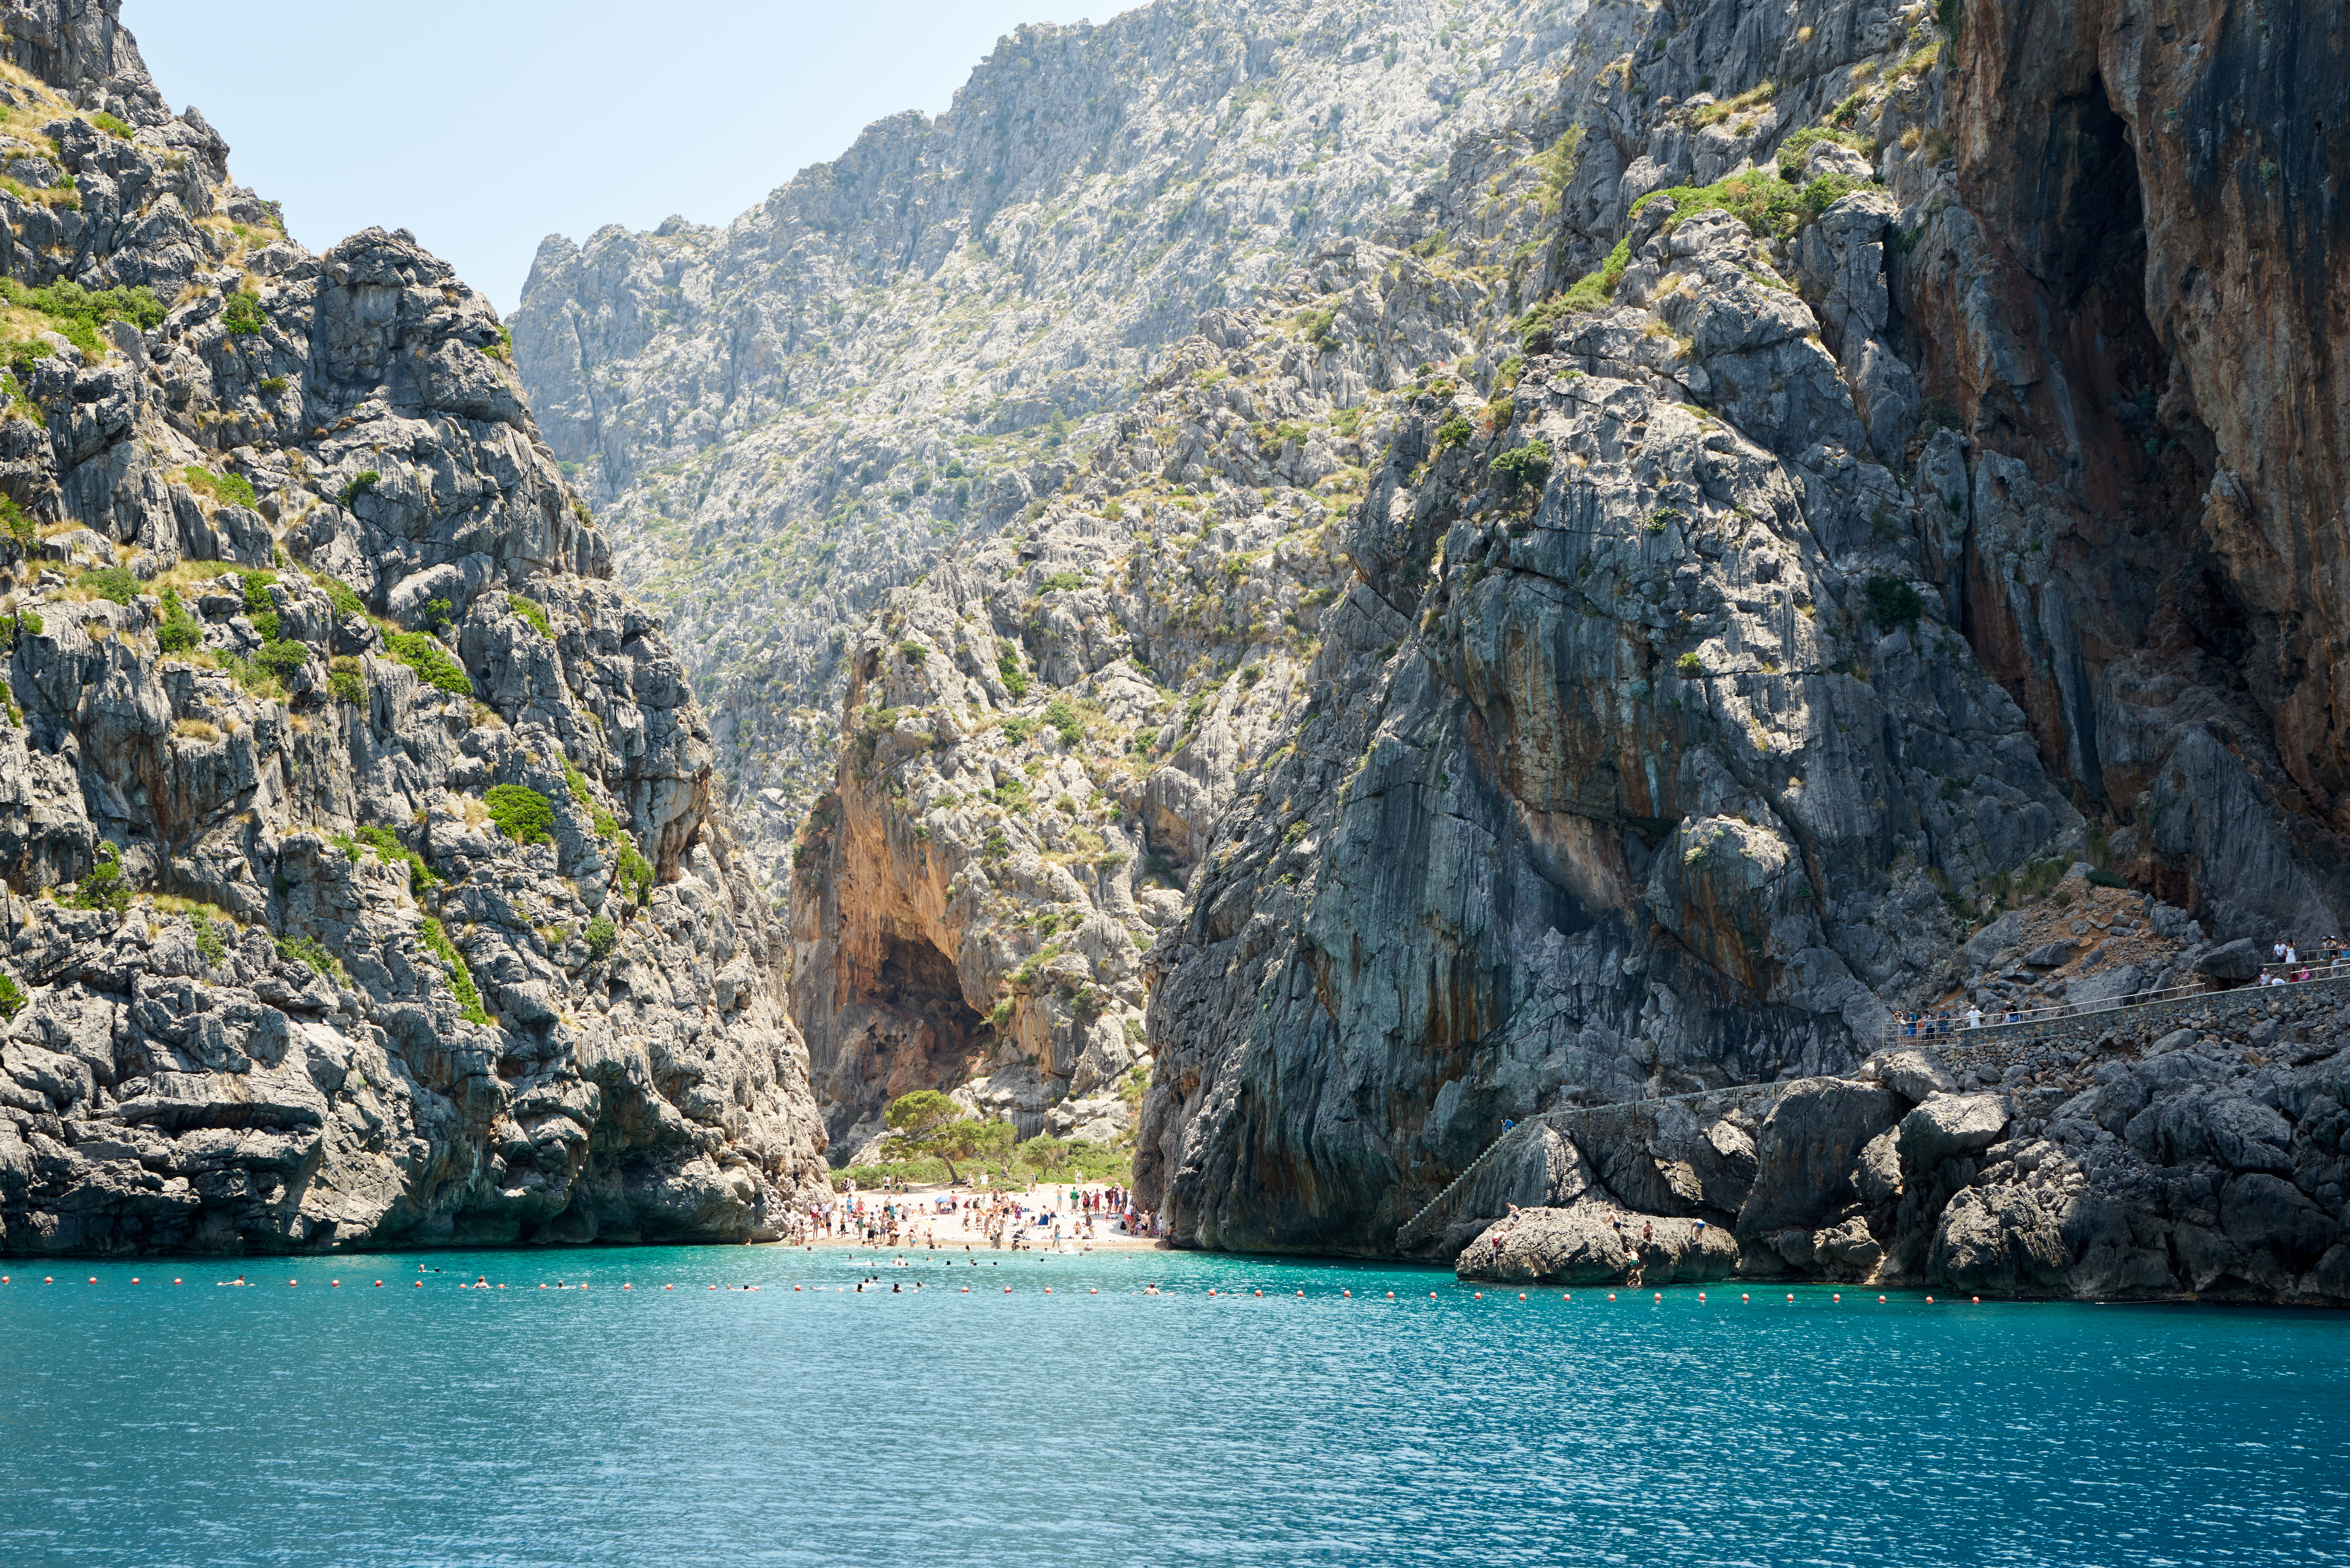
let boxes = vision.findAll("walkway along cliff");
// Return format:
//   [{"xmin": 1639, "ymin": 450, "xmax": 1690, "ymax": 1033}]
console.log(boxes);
[{"xmin": 0, "ymin": 1, "xmax": 831, "ymax": 1254}]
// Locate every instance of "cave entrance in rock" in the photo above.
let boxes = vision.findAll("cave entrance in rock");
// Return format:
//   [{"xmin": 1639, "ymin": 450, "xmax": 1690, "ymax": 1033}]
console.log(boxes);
[{"xmin": 867, "ymin": 932, "xmax": 985, "ymax": 1078}]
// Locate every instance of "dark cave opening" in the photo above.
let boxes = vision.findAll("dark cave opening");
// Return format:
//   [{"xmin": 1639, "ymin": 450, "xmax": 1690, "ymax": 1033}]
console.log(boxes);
[{"xmin": 866, "ymin": 931, "xmax": 986, "ymax": 1069}]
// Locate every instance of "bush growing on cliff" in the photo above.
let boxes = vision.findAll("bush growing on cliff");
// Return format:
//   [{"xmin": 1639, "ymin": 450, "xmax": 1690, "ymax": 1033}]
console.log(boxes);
[
  {"xmin": 338, "ymin": 824, "xmax": 436, "ymax": 890},
  {"xmin": 184, "ymin": 464, "xmax": 259, "ymax": 511},
  {"xmin": 616, "ymin": 842, "xmax": 655, "ymax": 906},
  {"xmin": 418, "ymin": 916, "xmax": 491, "ymax": 1025},
  {"xmin": 254, "ymin": 639, "xmax": 308, "ymax": 683},
  {"xmin": 507, "ymin": 594, "xmax": 552, "ymax": 638},
  {"xmin": 385, "ymin": 632, "xmax": 473, "ymax": 696},
  {"xmin": 78, "ymin": 565, "xmax": 137, "ymax": 604},
  {"xmin": 1774, "ymin": 127, "xmax": 1873, "ymax": 181},
  {"xmin": 155, "ymin": 588, "xmax": 200, "ymax": 653},
  {"xmin": 339, "ymin": 470, "xmax": 381, "ymax": 509},
  {"xmin": 69, "ymin": 842, "xmax": 125, "ymax": 913},
  {"xmin": 222, "ymin": 290, "xmax": 266, "ymax": 337},
  {"xmin": 0, "ymin": 278, "xmax": 164, "ymax": 360},
  {"xmin": 583, "ymin": 915, "xmax": 617, "ymax": 961},
  {"xmin": 1863, "ymin": 575, "xmax": 1926, "ymax": 634},
  {"xmin": 485, "ymin": 785, "xmax": 555, "ymax": 845},
  {"xmin": 1490, "ymin": 438, "xmax": 1551, "ymax": 500},
  {"xmin": 996, "ymin": 638, "xmax": 1030, "ymax": 698},
  {"xmin": 0, "ymin": 972, "xmax": 24, "ymax": 1022},
  {"xmin": 275, "ymin": 935, "xmax": 341, "ymax": 982},
  {"xmin": 317, "ymin": 575, "xmax": 365, "ymax": 620},
  {"xmin": 1632, "ymin": 171, "xmax": 1807, "ymax": 240},
  {"xmin": 0, "ymin": 493, "xmax": 33, "ymax": 551}
]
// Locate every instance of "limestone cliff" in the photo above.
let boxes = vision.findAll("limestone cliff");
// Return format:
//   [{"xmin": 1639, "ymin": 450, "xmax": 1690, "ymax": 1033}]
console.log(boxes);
[
  {"xmin": 513, "ymin": 0, "xmax": 1607, "ymax": 885},
  {"xmin": 0, "ymin": 1, "xmax": 830, "ymax": 1253}
]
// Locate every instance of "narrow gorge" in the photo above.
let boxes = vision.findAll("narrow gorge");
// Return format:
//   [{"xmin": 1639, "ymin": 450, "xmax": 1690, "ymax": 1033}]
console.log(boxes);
[{"xmin": 1, "ymin": 0, "xmax": 2345, "ymax": 1305}]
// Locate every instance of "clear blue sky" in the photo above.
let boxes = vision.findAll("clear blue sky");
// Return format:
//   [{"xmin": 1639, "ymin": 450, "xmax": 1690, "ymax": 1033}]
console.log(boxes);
[{"xmin": 129, "ymin": 1, "xmax": 1098, "ymax": 314}]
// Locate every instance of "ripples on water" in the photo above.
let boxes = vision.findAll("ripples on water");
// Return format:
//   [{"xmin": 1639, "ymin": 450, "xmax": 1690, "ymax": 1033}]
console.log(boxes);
[{"xmin": 0, "ymin": 1246, "xmax": 2344, "ymax": 1565}]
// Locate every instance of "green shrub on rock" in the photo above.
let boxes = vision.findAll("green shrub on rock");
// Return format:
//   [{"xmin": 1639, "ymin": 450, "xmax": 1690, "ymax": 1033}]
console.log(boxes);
[
  {"xmin": 385, "ymin": 632, "xmax": 472, "ymax": 696},
  {"xmin": 583, "ymin": 915, "xmax": 617, "ymax": 961},
  {"xmin": 418, "ymin": 916, "xmax": 491, "ymax": 1025},
  {"xmin": 79, "ymin": 565, "xmax": 137, "ymax": 604},
  {"xmin": 1863, "ymin": 575, "xmax": 1926, "ymax": 634},
  {"xmin": 616, "ymin": 842, "xmax": 655, "ymax": 906},
  {"xmin": 186, "ymin": 465, "xmax": 260, "ymax": 511},
  {"xmin": 507, "ymin": 594, "xmax": 551, "ymax": 638},
  {"xmin": 254, "ymin": 640, "xmax": 308, "ymax": 682},
  {"xmin": 156, "ymin": 587, "xmax": 200, "ymax": 652},
  {"xmin": 484, "ymin": 784, "xmax": 555, "ymax": 845},
  {"xmin": 222, "ymin": 291, "xmax": 266, "ymax": 336},
  {"xmin": 1491, "ymin": 438, "xmax": 1552, "ymax": 499},
  {"xmin": 70, "ymin": 842, "xmax": 127, "ymax": 912}
]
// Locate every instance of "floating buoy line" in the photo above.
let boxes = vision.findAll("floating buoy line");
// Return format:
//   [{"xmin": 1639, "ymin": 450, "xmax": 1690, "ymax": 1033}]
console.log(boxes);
[{"xmin": 0, "ymin": 1271, "xmax": 1994, "ymax": 1304}]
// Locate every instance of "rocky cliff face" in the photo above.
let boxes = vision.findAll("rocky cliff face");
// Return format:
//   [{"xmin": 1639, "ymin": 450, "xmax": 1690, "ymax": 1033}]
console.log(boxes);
[
  {"xmin": 1128, "ymin": 0, "xmax": 2350, "ymax": 1262},
  {"xmin": 0, "ymin": 1, "xmax": 829, "ymax": 1254},
  {"xmin": 512, "ymin": 0, "xmax": 1604, "ymax": 886}
]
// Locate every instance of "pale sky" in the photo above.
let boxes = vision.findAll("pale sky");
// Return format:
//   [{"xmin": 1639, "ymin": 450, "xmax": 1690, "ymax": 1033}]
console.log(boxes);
[{"xmin": 129, "ymin": 1, "xmax": 1099, "ymax": 314}]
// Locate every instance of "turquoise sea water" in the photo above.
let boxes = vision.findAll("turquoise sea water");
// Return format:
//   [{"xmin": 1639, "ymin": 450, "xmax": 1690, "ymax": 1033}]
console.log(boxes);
[{"xmin": 1, "ymin": 1246, "xmax": 2345, "ymax": 1566}]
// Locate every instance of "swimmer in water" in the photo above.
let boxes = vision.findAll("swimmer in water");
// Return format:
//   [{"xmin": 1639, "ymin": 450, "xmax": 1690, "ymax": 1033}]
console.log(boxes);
[{"xmin": 1144, "ymin": 1283, "xmax": 1161, "ymax": 1295}]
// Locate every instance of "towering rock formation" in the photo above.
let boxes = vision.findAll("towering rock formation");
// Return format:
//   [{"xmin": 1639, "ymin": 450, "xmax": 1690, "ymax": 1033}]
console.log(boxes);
[
  {"xmin": 0, "ymin": 1, "xmax": 829, "ymax": 1253},
  {"xmin": 1136, "ymin": 0, "xmax": 2350, "ymax": 1266}
]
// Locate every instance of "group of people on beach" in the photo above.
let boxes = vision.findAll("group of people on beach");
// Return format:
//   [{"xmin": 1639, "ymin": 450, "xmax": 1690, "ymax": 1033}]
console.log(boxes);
[{"xmin": 788, "ymin": 1180, "xmax": 1160, "ymax": 1249}]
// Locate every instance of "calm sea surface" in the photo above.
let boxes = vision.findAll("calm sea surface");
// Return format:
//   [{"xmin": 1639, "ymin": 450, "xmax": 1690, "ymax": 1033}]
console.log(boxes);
[{"xmin": 0, "ymin": 1244, "xmax": 2344, "ymax": 1566}]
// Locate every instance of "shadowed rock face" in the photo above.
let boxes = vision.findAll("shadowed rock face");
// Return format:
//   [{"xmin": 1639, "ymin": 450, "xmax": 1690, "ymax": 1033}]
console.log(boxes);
[
  {"xmin": 0, "ymin": 1, "xmax": 829, "ymax": 1254},
  {"xmin": 1919, "ymin": 0, "xmax": 2350, "ymax": 940}
]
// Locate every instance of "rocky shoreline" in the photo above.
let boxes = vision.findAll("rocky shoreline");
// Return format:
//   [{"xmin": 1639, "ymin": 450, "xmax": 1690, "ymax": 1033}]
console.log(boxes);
[{"xmin": 1451, "ymin": 986, "xmax": 2350, "ymax": 1304}]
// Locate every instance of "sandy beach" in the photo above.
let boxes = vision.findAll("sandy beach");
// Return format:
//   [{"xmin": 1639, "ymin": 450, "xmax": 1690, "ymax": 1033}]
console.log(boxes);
[{"xmin": 794, "ymin": 1180, "xmax": 1165, "ymax": 1252}]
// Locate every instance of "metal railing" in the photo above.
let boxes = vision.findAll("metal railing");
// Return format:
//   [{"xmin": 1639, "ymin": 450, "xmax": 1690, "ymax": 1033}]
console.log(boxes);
[{"xmin": 1880, "ymin": 962, "xmax": 2350, "ymax": 1051}]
